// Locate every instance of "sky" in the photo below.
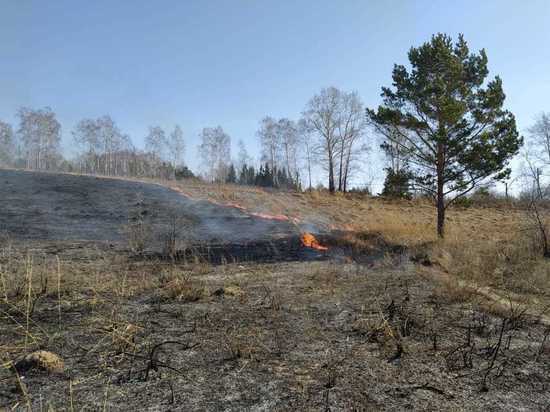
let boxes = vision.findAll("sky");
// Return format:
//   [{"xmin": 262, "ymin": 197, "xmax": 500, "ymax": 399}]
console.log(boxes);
[{"xmin": 1, "ymin": 0, "xmax": 550, "ymax": 189}]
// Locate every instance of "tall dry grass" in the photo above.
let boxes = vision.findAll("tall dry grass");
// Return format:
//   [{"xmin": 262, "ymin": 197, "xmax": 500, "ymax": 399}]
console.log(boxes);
[{"xmin": 163, "ymin": 180, "xmax": 550, "ymax": 307}]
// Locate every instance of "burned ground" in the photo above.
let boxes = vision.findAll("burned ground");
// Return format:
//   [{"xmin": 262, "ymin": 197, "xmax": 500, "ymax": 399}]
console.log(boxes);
[
  {"xmin": 0, "ymin": 169, "xmax": 297, "ymax": 245},
  {"xmin": 1, "ymin": 170, "xmax": 549, "ymax": 411},
  {"xmin": 1, "ymin": 250, "xmax": 549, "ymax": 411}
]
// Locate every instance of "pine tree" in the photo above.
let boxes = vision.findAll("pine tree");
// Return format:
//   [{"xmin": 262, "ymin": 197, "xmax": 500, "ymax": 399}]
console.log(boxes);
[
  {"xmin": 381, "ymin": 168, "xmax": 412, "ymax": 199},
  {"xmin": 226, "ymin": 163, "xmax": 237, "ymax": 184},
  {"xmin": 263, "ymin": 163, "xmax": 273, "ymax": 187},
  {"xmin": 255, "ymin": 164, "xmax": 265, "ymax": 187},
  {"xmin": 246, "ymin": 165, "xmax": 256, "ymax": 185},
  {"xmin": 367, "ymin": 33, "xmax": 522, "ymax": 237},
  {"xmin": 239, "ymin": 164, "xmax": 248, "ymax": 185}
]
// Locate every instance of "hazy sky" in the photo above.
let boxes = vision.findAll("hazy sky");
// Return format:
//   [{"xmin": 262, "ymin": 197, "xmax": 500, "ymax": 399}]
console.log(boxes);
[{"xmin": 1, "ymin": 1, "xmax": 549, "ymax": 185}]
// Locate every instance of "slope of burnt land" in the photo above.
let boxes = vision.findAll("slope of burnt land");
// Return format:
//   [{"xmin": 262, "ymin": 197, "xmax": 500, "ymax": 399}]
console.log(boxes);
[
  {"xmin": 0, "ymin": 170, "xmax": 402, "ymax": 265},
  {"xmin": 0, "ymin": 169, "xmax": 297, "ymax": 246}
]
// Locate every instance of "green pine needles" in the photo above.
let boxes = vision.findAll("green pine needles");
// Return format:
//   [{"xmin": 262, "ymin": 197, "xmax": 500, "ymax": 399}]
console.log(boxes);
[{"xmin": 368, "ymin": 33, "xmax": 523, "ymax": 237}]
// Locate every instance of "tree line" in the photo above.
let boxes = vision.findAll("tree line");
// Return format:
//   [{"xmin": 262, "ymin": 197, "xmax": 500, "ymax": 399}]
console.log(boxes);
[
  {"xmin": 194, "ymin": 88, "xmax": 369, "ymax": 193},
  {"xmin": 0, "ymin": 110, "xmax": 193, "ymax": 180}
]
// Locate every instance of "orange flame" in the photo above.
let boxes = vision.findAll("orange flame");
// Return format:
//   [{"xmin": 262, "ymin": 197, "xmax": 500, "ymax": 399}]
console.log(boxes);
[
  {"xmin": 172, "ymin": 187, "xmax": 303, "ymax": 225},
  {"xmin": 301, "ymin": 232, "xmax": 328, "ymax": 251},
  {"xmin": 250, "ymin": 212, "xmax": 291, "ymax": 221}
]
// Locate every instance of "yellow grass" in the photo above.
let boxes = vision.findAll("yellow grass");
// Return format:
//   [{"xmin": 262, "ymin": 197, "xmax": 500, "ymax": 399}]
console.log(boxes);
[
  {"xmin": 165, "ymin": 179, "xmax": 520, "ymax": 245},
  {"xmin": 159, "ymin": 179, "xmax": 550, "ymax": 310}
]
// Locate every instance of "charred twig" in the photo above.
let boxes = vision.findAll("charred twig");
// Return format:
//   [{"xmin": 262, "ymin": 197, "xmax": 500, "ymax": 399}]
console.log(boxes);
[
  {"xmin": 481, "ymin": 318, "xmax": 507, "ymax": 391},
  {"xmin": 387, "ymin": 342, "xmax": 403, "ymax": 364},
  {"xmin": 167, "ymin": 379, "xmax": 175, "ymax": 404},
  {"xmin": 324, "ymin": 387, "xmax": 331, "ymax": 412},
  {"xmin": 143, "ymin": 340, "xmax": 199, "ymax": 381},
  {"xmin": 536, "ymin": 326, "xmax": 550, "ymax": 362},
  {"xmin": 445, "ymin": 325, "xmax": 475, "ymax": 371}
]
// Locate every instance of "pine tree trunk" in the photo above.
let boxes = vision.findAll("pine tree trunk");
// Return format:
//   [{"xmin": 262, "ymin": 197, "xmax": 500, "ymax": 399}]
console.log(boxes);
[
  {"xmin": 437, "ymin": 191, "xmax": 445, "ymax": 238},
  {"xmin": 436, "ymin": 142, "xmax": 445, "ymax": 238}
]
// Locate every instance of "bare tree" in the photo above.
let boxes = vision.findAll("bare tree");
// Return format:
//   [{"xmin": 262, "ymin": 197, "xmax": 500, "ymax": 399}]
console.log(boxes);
[
  {"xmin": 100, "ymin": 116, "xmax": 131, "ymax": 176},
  {"xmin": 169, "ymin": 125, "xmax": 185, "ymax": 175},
  {"xmin": 519, "ymin": 154, "xmax": 550, "ymax": 258},
  {"xmin": 297, "ymin": 118, "xmax": 314, "ymax": 190},
  {"xmin": 145, "ymin": 126, "xmax": 168, "ymax": 178},
  {"xmin": 0, "ymin": 120, "xmax": 15, "ymax": 167},
  {"xmin": 17, "ymin": 107, "xmax": 62, "ymax": 171},
  {"xmin": 517, "ymin": 113, "xmax": 550, "ymax": 201},
  {"xmin": 257, "ymin": 116, "xmax": 281, "ymax": 175},
  {"xmin": 302, "ymin": 87, "xmax": 367, "ymax": 192},
  {"xmin": 116, "ymin": 133, "xmax": 134, "ymax": 176},
  {"xmin": 236, "ymin": 139, "xmax": 251, "ymax": 171},
  {"xmin": 198, "ymin": 126, "xmax": 231, "ymax": 182},
  {"xmin": 73, "ymin": 118, "xmax": 101, "ymax": 174},
  {"xmin": 335, "ymin": 91, "xmax": 367, "ymax": 192},
  {"xmin": 98, "ymin": 116, "xmax": 118, "ymax": 175},
  {"xmin": 302, "ymin": 87, "xmax": 341, "ymax": 192},
  {"xmin": 73, "ymin": 115, "xmax": 130, "ymax": 176},
  {"xmin": 528, "ymin": 113, "xmax": 550, "ymax": 165},
  {"xmin": 257, "ymin": 117, "xmax": 300, "ymax": 185},
  {"xmin": 277, "ymin": 118, "xmax": 299, "ymax": 183}
]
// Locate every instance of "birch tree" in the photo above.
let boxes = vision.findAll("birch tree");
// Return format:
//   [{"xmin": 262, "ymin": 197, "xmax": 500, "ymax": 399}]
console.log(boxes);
[
  {"xmin": 73, "ymin": 118, "xmax": 101, "ymax": 173},
  {"xmin": 236, "ymin": 139, "xmax": 251, "ymax": 171},
  {"xmin": 198, "ymin": 126, "xmax": 231, "ymax": 182},
  {"xmin": 278, "ymin": 118, "xmax": 300, "ymax": 184},
  {"xmin": 527, "ymin": 113, "xmax": 550, "ymax": 165},
  {"xmin": 521, "ymin": 113, "xmax": 550, "ymax": 200},
  {"xmin": 297, "ymin": 118, "xmax": 314, "ymax": 190},
  {"xmin": 17, "ymin": 107, "xmax": 62, "ymax": 170},
  {"xmin": 145, "ymin": 126, "xmax": 167, "ymax": 177},
  {"xmin": 97, "ymin": 116, "xmax": 125, "ymax": 175},
  {"xmin": 257, "ymin": 117, "xmax": 281, "ymax": 175},
  {"xmin": 335, "ymin": 91, "xmax": 367, "ymax": 192},
  {"xmin": 73, "ymin": 115, "xmax": 129, "ymax": 176},
  {"xmin": 303, "ymin": 87, "xmax": 368, "ymax": 192},
  {"xmin": 169, "ymin": 125, "xmax": 185, "ymax": 175},
  {"xmin": 0, "ymin": 120, "xmax": 15, "ymax": 166},
  {"xmin": 302, "ymin": 88, "xmax": 340, "ymax": 192}
]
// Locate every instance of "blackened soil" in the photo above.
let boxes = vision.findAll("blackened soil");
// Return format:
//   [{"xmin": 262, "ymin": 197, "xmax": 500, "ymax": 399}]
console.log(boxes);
[{"xmin": 0, "ymin": 170, "xmax": 297, "ymax": 246}]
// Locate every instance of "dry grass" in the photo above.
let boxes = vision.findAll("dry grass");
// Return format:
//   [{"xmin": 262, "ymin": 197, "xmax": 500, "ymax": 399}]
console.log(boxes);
[
  {"xmin": 164, "ymin": 180, "xmax": 520, "ymax": 244},
  {"xmin": 162, "ymin": 180, "xmax": 550, "ymax": 305},
  {"xmin": 157, "ymin": 270, "xmax": 206, "ymax": 302},
  {"xmin": 1, "ymin": 243, "xmax": 550, "ymax": 410},
  {"xmin": 2, "ymin": 174, "xmax": 550, "ymax": 409}
]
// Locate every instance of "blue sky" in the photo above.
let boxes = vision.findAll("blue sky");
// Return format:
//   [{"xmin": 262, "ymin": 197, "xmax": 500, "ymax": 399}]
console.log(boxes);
[{"xmin": 1, "ymin": 1, "xmax": 549, "ymax": 185}]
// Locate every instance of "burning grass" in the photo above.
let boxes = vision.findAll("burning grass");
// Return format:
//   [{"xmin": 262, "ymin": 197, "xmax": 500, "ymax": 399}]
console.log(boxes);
[
  {"xmin": 300, "ymin": 232, "xmax": 328, "ymax": 251},
  {"xmin": 158, "ymin": 179, "xmax": 518, "ymax": 248},
  {"xmin": 164, "ymin": 180, "xmax": 548, "ymax": 300}
]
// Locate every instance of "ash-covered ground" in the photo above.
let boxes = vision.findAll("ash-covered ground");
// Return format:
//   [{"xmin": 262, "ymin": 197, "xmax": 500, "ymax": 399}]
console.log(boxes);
[{"xmin": 0, "ymin": 169, "xmax": 297, "ymax": 245}]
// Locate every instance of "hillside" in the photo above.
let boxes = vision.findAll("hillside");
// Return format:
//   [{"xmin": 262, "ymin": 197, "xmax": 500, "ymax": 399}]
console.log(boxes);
[{"xmin": 1, "ymin": 170, "xmax": 549, "ymax": 411}]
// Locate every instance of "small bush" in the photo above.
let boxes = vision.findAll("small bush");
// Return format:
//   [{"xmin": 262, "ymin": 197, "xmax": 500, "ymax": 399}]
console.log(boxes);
[{"xmin": 123, "ymin": 194, "xmax": 152, "ymax": 253}]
